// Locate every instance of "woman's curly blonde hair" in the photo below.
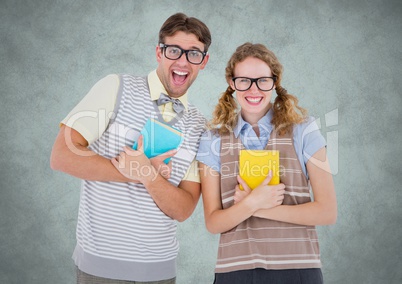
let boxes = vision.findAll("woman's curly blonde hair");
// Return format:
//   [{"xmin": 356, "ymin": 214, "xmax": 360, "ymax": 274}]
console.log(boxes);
[{"xmin": 210, "ymin": 42, "xmax": 307, "ymax": 136}]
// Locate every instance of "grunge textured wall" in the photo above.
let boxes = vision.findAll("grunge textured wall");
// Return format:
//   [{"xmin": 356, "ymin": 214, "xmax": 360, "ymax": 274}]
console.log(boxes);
[{"xmin": 1, "ymin": 0, "xmax": 401, "ymax": 283}]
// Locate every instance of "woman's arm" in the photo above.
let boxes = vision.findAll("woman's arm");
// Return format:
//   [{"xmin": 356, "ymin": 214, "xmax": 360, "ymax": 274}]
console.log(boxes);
[
  {"xmin": 253, "ymin": 147, "xmax": 337, "ymax": 225},
  {"xmin": 200, "ymin": 162, "xmax": 285, "ymax": 234}
]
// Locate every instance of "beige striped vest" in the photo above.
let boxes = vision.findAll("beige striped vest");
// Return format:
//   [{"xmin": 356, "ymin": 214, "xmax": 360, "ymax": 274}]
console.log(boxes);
[
  {"xmin": 217, "ymin": 128, "xmax": 321, "ymax": 273},
  {"xmin": 73, "ymin": 75, "xmax": 207, "ymax": 281}
]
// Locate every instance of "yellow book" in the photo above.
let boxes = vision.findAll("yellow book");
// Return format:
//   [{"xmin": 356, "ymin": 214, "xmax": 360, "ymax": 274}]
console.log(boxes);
[{"xmin": 239, "ymin": 150, "xmax": 280, "ymax": 189}]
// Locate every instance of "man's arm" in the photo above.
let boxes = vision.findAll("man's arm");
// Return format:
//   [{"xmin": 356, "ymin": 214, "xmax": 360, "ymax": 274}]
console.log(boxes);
[
  {"xmin": 111, "ymin": 145, "xmax": 201, "ymax": 222},
  {"xmin": 50, "ymin": 125, "xmax": 130, "ymax": 182},
  {"xmin": 145, "ymin": 176, "xmax": 201, "ymax": 222}
]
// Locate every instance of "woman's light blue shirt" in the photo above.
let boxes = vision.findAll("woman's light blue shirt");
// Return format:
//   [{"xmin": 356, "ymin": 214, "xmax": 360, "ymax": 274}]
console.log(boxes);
[{"xmin": 196, "ymin": 108, "xmax": 326, "ymax": 179}]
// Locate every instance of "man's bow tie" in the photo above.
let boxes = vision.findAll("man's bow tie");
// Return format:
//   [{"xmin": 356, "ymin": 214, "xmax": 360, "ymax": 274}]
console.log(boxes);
[{"xmin": 156, "ymin": 93, "xmax": 185, "ymax": 113}]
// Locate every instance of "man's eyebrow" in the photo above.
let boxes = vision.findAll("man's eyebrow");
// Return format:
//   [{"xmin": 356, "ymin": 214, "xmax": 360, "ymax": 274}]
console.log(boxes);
[
  {"xmin": 191, "ymin": 46, "xmax": 204, "ymax": 52},
  {"xmin": 166, "ymin": 44, "xmax": 203, "ymax": 52}
]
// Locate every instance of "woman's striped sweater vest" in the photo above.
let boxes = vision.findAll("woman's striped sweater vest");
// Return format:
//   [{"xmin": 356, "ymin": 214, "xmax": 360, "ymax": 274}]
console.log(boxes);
[{"xmin": 217, "ymin": 128, "xmax": 321, "ymax": 273}]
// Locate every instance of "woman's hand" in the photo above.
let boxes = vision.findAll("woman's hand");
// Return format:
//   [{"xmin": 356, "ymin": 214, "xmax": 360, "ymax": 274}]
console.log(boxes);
[
  {"xmin": 235, "ymin": 171, "xmax": 286, "ymax": 211},
  {"xmin": 233, "ymin": 176, "xmax": 251, "ymax": 204}
]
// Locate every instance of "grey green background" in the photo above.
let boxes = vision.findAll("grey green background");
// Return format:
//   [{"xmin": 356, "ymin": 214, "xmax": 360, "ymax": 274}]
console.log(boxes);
[{"xmin": 1, "ymin": 0, "xmax": 401, "ymax": 283}]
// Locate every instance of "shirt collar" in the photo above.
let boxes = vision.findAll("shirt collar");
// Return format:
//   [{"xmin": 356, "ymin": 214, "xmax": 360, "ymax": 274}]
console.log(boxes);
[
  {"xmin": 233, "ymin": 108, "xmax": 274, "ymax": 138},
  {"xmin": 148, "ymin": 70, "xmax": 188, "ymax": 110}
]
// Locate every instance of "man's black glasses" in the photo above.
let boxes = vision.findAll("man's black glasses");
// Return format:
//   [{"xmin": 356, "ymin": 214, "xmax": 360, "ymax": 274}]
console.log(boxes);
[{"xmin": 159, "ymin": 44, "xmax": 207, "ymax": 65}]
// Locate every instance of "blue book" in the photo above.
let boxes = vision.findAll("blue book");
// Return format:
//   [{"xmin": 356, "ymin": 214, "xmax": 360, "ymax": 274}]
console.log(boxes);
[{"xmin": 132, "ymin": 118, "xmax": 183, "ymax": 164}]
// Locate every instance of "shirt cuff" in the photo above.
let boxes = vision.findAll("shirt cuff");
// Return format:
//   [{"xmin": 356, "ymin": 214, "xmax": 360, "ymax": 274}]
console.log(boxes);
[{"xmin": 181, "ymin": 160, "xmax": 200, "ymax": 183}]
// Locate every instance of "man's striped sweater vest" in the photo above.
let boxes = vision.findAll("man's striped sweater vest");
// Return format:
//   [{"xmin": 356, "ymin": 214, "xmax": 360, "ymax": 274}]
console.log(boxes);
[{"xmin": 73, "ymin": 74, "xmax": 206, "ymax": 281}]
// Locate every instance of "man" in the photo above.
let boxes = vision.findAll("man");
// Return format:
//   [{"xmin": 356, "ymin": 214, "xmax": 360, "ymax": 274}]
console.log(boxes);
[{"xmin": 50, "ymin": 13, "xmax": 211, "ymax": 284}]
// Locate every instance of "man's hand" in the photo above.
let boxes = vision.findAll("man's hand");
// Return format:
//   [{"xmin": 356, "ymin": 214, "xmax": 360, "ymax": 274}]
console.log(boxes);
[
  {"xmin": 111, "ymin": 136, "xmax": 177, "ymax": 183},
  {"xmin": 150, "ymin": 150, "xmax": 177, "ymax": 180}
]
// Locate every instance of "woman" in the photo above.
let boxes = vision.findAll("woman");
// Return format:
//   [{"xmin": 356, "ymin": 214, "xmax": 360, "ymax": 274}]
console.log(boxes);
[{"xmin": 196, "ymin": 43, "xmax": 337, "ymax": 284}]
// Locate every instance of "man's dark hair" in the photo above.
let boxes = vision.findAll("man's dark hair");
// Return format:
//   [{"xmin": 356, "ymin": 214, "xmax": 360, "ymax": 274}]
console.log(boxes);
[{"xmin": 159, "ymin": 13, "xmax": 212, "ymax": 52}]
